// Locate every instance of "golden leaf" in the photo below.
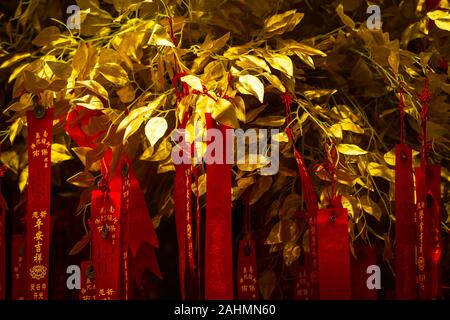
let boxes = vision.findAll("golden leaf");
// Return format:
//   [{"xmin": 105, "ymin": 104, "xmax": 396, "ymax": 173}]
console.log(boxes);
[
  {"xmin": 51, "ymin": 143, "xmax": 73, "ymax": 164},
  {"xmin": 72, "ymin": 41, "xmax": 89, "ymax": 75},
  {"xmin": 329, "ymin": 123, "xmax": 343, "ymax": 139},
  {"xmin": 360, "ymin": 196, "xmax": 382, "ymax": 221},
  {"xmin": 265, "ymin": 219, "xmax": 298, "ymax": 244},
  {"xmin": 264, "ymin": 53, "xmax": 294, "ymax": 77},
  {"xmin": 98, "ymin": 62, "xmax": 128, "ymax": 86},
  {"xmin": 283, "ymin": 241, "xmax": 301, "ymax": 266},
  {"xmin": 8, "ymin": 118, "xmax": 23, "ymax": 144},
  {"xmin": 238, "ymin": 55, "xmax": 271, "ymax": 73},
  {"xmin": 279, "ymin": 193, "xmax": 301, "ymax": 219},
  {"xmin": 336, "ymin": 4, "xmax": 356, "ymax": 29},
  {"xmin": 264, "ymin": 10, "xmax": 304, "ymax": 37},
  {"xmin": 271, "ymin": 131, "xmax": 289, "ymax": 143},
  {"xmin": 237, "ymin": 75, "xmax": 264, "ymax": 103},
  {"xmin": 69, "ymin": 232, "xmax": 91, "ymax": 255},
  {"xmin": 23, "ymin": 70, "xmax": 49, "ymax": 94},
  {"xmin": 259, "ymin": 270, "xmax": 276, "ymax": 300},
  {"xmin": 116, "ymin": 84, "xmax": 135, "ymax": 103},
  {"xmin": 73, "ymin": 95, "xmax": 104, "ymax": 110},
  {"xmin": 252, "ymin": 116, "xmax": 285, "ymax": 127},
  {"xmin": 148, "ymin": 23, "xmax": 174, "ymax": 47},
  {"xmin": 147, "ymin": 138, "xmax": 171, "ymax": 162},
  {"xmin": 427, "ymin": 10, "xmax": 450, "ymax": 31},
  {"xmin": 337, "ymin": 144, "xmax": 368, "ymax": 155},
  {"xmin": 199, "ymin": 33, "xmax": 230, "ymax": 52},
  {"xmin": 118, "ymin": 95, "xmax": 166, "ymax": 131},
  {"xmin": 67, "ymin": 171, "xmax": 96, "ymax": 188},
  {"xmin": 46, "ymin": 61, "xmax": 72, "ymax": 79},
  {"xmin": 246, "ymin": 104, "xmax": 268, "ymax": 123},
  {"xmin": 339, "ymin": 119, "xmax": 364, "ymax": 134},
  {"xmin": 19, "ymin": 166, "xmax": 28, "ymax": 192},
  {"xmin": 32, "ymin": 26, "xmax": 60, "ymax": 47},
  {"xmin": 76, "ymin": 80, "xmax": 109, "ymax": 99},
  {"xmin": 180, "ymin": 74, "xmax": 203, "ymax": 91},
  {"xmin": 262, "ymin": 73, "xmax": 286, "ymax": 93},
  {"xmin": 237, "ymin": 154, "xmax": 270, "ymax": 172},
  {"xmin": 145, "ymin": 117, "xmax": 168, "ymax": 147},
  {"xmin": 123, "ymin": 117, "xmax": 144, "ymax": 143},
  {"xmin": 0, "ymin": 150, "xmax": 19, "ymax": 174},
  {"xmin": 304, "ymin": 89, "xmax": 337, "ymax": 100},
  {"xmin": 367, "ymin": 162, "xmax": 395, "ymax": 182},
  {"xmin": 212, "ymin": 98, "xmax": 239, "ymax": 128},
  {"xmin": 0, "ymin": 53, "xmax": 31, "ymax": 69}
]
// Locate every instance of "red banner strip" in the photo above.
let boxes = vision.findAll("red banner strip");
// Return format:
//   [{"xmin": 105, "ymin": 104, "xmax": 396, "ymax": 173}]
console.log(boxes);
[
  {"xmin": 416, "ymin": 164, "xmax": 442, "ymax": 300},
  {"xmin": 0, "ymin": 152, "xmax": 5, "ymax": 300},
  {"xmin": 317, "ymin": 207, "xmax": 351, "ymax": 300},
  {"xmin": 237, "ymin": 240, "xmax": 258, "ymax": 300},
  {"xmin": 11, "ymin": 234, "xmax": 27, "ymax": 300},
  {"xmin": 26, "ymin": 108, "xmax": 53, "ymax": 300},
  {"xmin": 91, "ymin": 190, "xmax": 121, "ymax": 300},
  {"xmin": 80, "ymin": 261, "xmax": 96, "ymax": 300},
  {"xmin": 395, "ymin": 144, "xmax": 416, "ymax": 299},
  {"xmin": 351, "ymin": 245, "xmax": 377, "ymax": 300},
  {"xmin": 204, "ymin": 113, "xmax": 233, "ymax": 300}
]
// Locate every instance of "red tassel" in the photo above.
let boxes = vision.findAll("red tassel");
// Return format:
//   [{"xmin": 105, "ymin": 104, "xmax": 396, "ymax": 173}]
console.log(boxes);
[
  {"xmin": 293, "ymin": 255, "xmax": 311, "ymax": 300},
  {"xmin": 204, "ymin": 113, "xmax": 233, "ymax": 300},
  {"xmin": 173, "ymin": 112, "xmax": 195, "ymax": 299},
  {"xmin": 317, "ymin": 204, "xmax": 351, "ymax": 300},
  {"xmin": 26, "ymin": 108, "xmax": 54, "ymax": 300},
  {"xmin": 282, "ymin": 92, "xmax": 319, "ymax": 299}
]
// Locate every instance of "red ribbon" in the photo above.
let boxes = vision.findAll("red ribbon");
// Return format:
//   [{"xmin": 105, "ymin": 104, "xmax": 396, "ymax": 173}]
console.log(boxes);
[
  {"xmin": 80, "ymin": 261, "xmax": 96, "ymax": 300},
  {"xmin": 351, "ymin": 245, "xmax": 377, "ymax": 300},
  {"xmin": 316, "ymin": 199, "xmax": 351, "ymax": 300},
  {"xmin": 26, "ymin": 108, "xmax": 54, "ymax": 300},
  {"xmin": 204, "ymin": 113, "xmax": 233, "ymax": 300},
  {"xmin": 173, "ymin": 112, "xmax": 193, "ymax": 299},
  {"xmin": 11, "ymin": 234, "xmax": 27, "ymax": 300},
  {"xmin": 282, "ymin": 92, "xmax": 319, "ymax": 299},
  {"xmin": 394, "ymin": 91, "xmax": 416, "ymax": 299},
  {"xmin": 120, "ymin": 159, "xmax": 161, "ymax": 299}
]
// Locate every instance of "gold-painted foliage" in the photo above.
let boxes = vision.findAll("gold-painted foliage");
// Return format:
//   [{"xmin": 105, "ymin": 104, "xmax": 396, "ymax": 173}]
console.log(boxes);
[{"xmin": 0, "ymin": 0, "xmax": 449, "ymax": 298}]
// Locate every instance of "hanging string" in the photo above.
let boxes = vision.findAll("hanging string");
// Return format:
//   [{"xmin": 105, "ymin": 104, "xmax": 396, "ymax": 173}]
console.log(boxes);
[
  {"xmin": 281, "ymin": 91, "xmax": 318, "ymax": 214},
  {"xmin": 315, "ymin": 141, "xmax": 340, "ymax": 208},
  {"xmin": 419, "ymin": 78, "xmax": 431, "ymax": 164}
]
